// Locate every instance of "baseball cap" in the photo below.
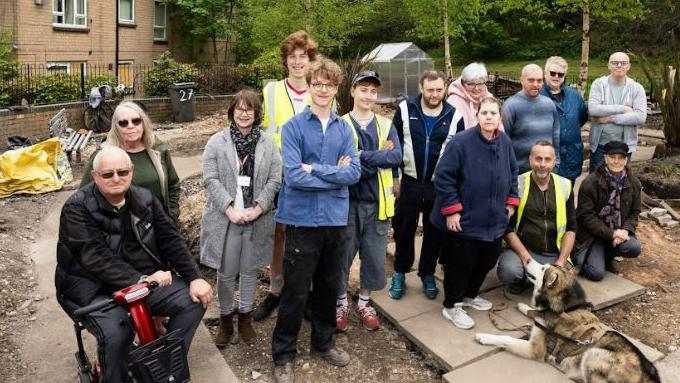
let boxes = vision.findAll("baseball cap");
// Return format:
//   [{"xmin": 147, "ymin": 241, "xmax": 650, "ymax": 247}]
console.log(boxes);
[
  {"xmin": 352, "ymin": 71, "xmax": 381, "ymax": 86},
  {"xmin": 603, "ymin": 141, "xmax": 629, "ymax": 155}
]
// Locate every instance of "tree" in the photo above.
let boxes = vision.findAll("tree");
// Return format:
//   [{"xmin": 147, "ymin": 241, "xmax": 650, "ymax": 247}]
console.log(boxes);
[
  {"xmin": 493, "ymin": 0, "xmax": 646, "ymax": 93},
  {"xmin": 404, "ymin": 0, "xmax": 486, "ymax": 78},
  {"xmin": 167, "ymin": 0, "xmax": 244, "ymax": 63}
]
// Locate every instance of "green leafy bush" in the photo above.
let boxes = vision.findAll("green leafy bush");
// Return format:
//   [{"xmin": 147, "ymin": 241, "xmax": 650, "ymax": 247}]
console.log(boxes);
[
  {"xmin": 231, "ymin": 50, "xmax": 285, "ymax": 89},
  {"xmin": 85, "ymin": 74, "xmax": 117, "ymax": 91},
  {"xmin": 32, "ymin": 73, "xmax": 81, "ymax": 105},
  {"xmin": 145, "ymin": 51, "xmax": 198, "ymax": 97}
]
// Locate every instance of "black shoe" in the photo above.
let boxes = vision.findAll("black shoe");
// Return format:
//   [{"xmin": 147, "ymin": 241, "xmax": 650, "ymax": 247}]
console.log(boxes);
[
  {"xmin": 253, "ymin": 293, "xmax": 280, "ymax": 322},
  {"xmin": 605, "ymin": 261, "xmax": 617, "ymax": 273}
]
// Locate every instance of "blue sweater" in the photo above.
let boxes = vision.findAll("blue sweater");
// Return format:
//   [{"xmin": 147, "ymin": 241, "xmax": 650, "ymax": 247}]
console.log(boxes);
[
  {"xmin": 430, "ymin": 126, "xmax": 519, "ymax": 242},
  {"xmin": 275, "ymin": 107, "xmax": 361, "ymax": 227},
  {"xmin": 347, "ymin": 115, "xmax": 402, "ymax": 202},
  {"xmin": 501, "ymin": 91, "xmax": 560, "ymax": 173},
  {"xmin": 541, "ymin": 84, "xmax": 588, "ymax": 181}
]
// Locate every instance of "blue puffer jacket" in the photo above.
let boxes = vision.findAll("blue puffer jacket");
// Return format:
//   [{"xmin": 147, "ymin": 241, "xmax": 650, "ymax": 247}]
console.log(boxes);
[
  {"xmin": 430, "ymin": 126, "xmax": 519, "ymax": 242},
  {"xmin": 541, "ymin": 84, "xmax": 587, "ymax": 181}
]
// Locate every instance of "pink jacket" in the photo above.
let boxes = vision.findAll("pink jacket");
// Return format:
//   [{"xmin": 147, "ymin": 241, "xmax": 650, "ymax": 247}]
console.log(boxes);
[{"xmin": 446, "ymin": 78, "xmax": 504, "ymax": 131}]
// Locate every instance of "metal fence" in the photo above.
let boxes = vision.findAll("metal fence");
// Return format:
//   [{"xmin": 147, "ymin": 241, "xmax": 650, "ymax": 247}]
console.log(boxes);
[{"xmin": 0, "ymin": 62, "xmax": 281, "ymax": 108}]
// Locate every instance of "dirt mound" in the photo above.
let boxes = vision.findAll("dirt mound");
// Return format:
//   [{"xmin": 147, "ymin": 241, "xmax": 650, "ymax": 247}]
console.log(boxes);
[
  {"xmin": 178, "ymin": 174, "xmax": 206, "ymax": 260},
  {"xmin": 632, "ymin": 155, "xmax": 680, "ymax": 199}
]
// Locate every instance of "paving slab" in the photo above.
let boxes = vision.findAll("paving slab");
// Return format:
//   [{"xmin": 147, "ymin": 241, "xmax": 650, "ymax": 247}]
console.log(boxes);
[
  {"xmin": 577, "ymin": 272, "xmax": 646, "ymax": 310},
  {"xmin": 174, "ymin": 155, "xmax": 203, "ymax": 180},
  {"xmin": 190, "ymin": 322, "xmax": 240, "ymax": 382},
  {"xmin": 398, "ymin": 306, "xmax": 524, "ymax": 371},
  {"xmin": 372, "ymin": 272, "xmax": 443, "ymax": 323},
  {"xmin": 442, "ymin": 351, "xmax": 572, "ymax": 383},
  {"xmin": 657, "ymin": 349, "xmax": 680, "ymax": 383}
]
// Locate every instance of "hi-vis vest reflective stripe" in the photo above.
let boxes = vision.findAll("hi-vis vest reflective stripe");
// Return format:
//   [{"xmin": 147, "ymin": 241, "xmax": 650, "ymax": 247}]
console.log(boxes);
[
  {"xmin": 343, "ymin": 114, "xmax": 395, "ymax": 220},
  {"xmin": 263, "ymin": 80, "xmax": 310, "ymax": 149},
  {"xmin": 263, "ymin": 80, "xmax": 337, "ymax": 149},
  {"xmin": 516, "ymin": 171, "xmax": 572, "ymax": 250}
]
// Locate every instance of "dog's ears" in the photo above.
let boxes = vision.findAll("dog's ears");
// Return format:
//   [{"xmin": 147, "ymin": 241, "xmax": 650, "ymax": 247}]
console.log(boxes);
[{"xmin": 547, "ymin": 271, "xmax": 559, "ymax": 288}]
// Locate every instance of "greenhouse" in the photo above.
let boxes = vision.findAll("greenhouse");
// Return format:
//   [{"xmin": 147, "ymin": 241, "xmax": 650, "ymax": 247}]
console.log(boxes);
[{"xmin": 362, "ymin": 42, "xmax": 435, "ymax": 103}]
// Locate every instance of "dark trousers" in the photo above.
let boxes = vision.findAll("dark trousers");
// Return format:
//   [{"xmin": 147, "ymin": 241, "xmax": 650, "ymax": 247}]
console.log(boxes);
[
  {"xmin": 573, "ymin": 236, "xmax": 641, "ymax": 281},
  {"xmin": 442, "ymin": 234, "xmax": 502, "ymax": 308},
  {"xmin": 392, "ymin": 177, "xmax": 443, "ymax": 275},
  {"xmin": 82, "ymin": 276, "xmax": 205, "ymax": 383},
  {"xmin": 272, "ymin": 225, "xmax": 348, "ymax": 365}
]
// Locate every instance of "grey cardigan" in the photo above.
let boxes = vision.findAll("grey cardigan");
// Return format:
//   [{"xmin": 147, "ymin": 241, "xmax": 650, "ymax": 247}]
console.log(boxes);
[
  {"xmin": 199, "ymin": 128, "xmax": 282, "ymax": 270},
  {"xmin": 588, "ymin": 75, "xmax": 647, "ymax": 152}
]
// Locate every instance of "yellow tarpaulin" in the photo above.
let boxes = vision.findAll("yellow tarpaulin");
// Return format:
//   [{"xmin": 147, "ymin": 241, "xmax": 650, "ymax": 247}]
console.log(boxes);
[{"xmin": 0, "ymin": 137, "xmax": 73, "ymax": 198}]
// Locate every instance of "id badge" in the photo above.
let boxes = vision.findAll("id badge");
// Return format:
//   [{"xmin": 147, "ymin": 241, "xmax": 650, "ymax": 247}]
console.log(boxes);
[{"xmin": 237, "ymin": 175, "xmax": 251, "ymax": 187}]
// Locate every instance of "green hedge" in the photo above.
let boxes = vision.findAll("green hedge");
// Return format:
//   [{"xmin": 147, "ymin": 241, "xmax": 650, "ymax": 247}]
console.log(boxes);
[{"xmin": 145, "ymin": 51, "xmax": 198, "ymax": 97}]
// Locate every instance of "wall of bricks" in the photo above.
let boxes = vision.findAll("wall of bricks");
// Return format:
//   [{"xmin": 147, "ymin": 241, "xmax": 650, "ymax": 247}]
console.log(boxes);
[{"xmin": 0, "ymin": 94, "xmax": 234, "ymax": 151}]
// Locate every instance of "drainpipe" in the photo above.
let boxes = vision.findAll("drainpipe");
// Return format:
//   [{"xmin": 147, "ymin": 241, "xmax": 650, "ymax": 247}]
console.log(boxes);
[{"xmin": 115, "ymin": 0, "xmax": 119, "ymax": 83}]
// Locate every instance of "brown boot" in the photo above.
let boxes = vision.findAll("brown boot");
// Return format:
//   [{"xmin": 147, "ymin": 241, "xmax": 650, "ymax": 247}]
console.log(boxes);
[
  {"xmin": 215, "ymin": 311, "xmax": 235, "ymax": 347},
  {"xmin": 238, "ymin": 310, "xmax": 257, "ymax": 344}
]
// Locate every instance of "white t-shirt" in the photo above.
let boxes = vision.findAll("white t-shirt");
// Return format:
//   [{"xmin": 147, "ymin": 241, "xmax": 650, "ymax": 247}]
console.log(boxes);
[
  {"xmin": 320, "ymin": 117, "xmax": 330, "ymax": 135},
  {"xmin": 285, "ymin": 80, "xmax": 309, "ymax": 115}
]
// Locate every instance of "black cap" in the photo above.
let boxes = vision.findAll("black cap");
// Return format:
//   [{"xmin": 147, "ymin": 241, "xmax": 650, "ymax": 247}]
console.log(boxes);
[
  {"xmin": 352, "ymin": 71, "xmax": 381, "ymax": 86},
  {"xmin": 604, "ymin": 141, "xmax": 629, "ymax": 155}
]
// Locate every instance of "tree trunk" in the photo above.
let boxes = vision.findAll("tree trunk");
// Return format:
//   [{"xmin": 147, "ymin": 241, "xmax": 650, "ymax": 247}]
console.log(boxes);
[
  {"xmin": 578, "ymin": 0, "xmax": 590, "ymax": 96},
  {"xmin": 212, "ymin": 36, "xmax": 218, "ymax": 64},
  {"xmin": 443, "ymin": 0, "xmax": 454, "ymax": 81},
  {"xmin": 304, "ymin": 0, "xmax": 312, "ymax": 33}
]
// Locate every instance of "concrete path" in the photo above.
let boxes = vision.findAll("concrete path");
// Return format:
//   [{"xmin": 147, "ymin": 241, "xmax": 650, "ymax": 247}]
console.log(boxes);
[
  {"xmin": 20, "ymin": 154, "xmax": 238, "ymax": 383},
  {"xmin": 373, "ymin": 248, "xmax": 662, "ymax": 382}
]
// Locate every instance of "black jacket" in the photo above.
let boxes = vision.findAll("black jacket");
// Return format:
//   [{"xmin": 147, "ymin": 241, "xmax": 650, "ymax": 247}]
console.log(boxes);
[
  {"xmin": 575, "ymin": 163, "xmax": 642, "ymax": 250},
  {"xmin": 55, "ymin": 183, "xmax": 200, "ymax": 306}
]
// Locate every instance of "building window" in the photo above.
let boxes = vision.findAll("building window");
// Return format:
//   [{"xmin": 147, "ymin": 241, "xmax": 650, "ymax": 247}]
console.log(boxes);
[
  {"xmin": 154, "ymin": 1, "xmax": 167, "ymax": 41},
  {"xmin": 119, "ymin": 0, "xmax": 135, "ymax": 24},
  {"xmin": 53, "ymin": 0, "xmax": 87, "ymax": 28},
  {"xmin": 47, "ymin": 62, "xmax": 87, "ymax": 76}
]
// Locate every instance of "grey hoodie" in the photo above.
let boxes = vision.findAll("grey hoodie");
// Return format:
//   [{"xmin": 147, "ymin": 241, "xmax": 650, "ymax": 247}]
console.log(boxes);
[{"xmin": 588, "ymin": 75, "xmax": 647, "ymax": 152}]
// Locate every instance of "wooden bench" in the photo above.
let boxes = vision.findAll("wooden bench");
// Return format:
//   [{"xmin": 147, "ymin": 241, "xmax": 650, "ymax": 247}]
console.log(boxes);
[{"xmin": 48, "ymin": 108, "xmax": 93, "ymax": 163}]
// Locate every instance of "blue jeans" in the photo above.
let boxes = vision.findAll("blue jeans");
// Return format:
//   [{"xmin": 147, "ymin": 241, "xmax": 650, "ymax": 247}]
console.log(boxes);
[
  {"xmin": 497, "ymin": 249, "xmax": 572, "ymax": 284},
  {"xmin": 589, "ymin": 145, "xmax": 633, "ymax": 173},
  {"xmin": 572, "ymin": 236, "xmax": 641, "ymax": 281}
]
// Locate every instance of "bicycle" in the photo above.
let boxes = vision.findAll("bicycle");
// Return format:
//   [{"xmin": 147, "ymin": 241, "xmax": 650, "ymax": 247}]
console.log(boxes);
[
  {"xmin": 59, "ymin": 281, "xmax": 191, "ymax": 383},
  {"xmin": 82, "ymin": 84, "xmax": 125, "ymax": 133}
]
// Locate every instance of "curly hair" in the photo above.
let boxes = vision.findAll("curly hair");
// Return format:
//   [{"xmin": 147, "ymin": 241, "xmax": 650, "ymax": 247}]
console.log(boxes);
[{"xmin": 280, "ymin": 30, "xmax": 319, "ymax": 68}]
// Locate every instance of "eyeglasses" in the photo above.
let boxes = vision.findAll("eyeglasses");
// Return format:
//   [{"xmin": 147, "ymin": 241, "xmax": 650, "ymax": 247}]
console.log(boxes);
[
  {"xmin": 464, "ymin": 81, "xmax": 486, "ymax": 89},
  {"xmin": 609, "ymin": 61, "xmax": 630, "ymax": 67},
  {"xmin": 235, "ymin": 107, "xmax": 254, "ymax": 116},
  {"xmin": 549, "ymin": 71, "xmax": 565, "ymax": 79},
  {"xmin": 98, "ymin": 168, "xmax": 131, "ymax": 179},
  {"xmin": 310, "ymin": 82, "xmax": 337, "ymax": 91},
  {"xmin": 117, "ymin": 117, "xmax": 143, "ymax": 128}
]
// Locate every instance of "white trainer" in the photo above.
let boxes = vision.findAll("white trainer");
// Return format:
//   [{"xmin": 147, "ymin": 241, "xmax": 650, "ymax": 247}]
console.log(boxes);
[
  {"xmin": 442, "ymin": 304, "xmax": 475, "ymax": 329},
  {"xmin": 462, "ymin": 296, "xmax": 493, "ymax": 311}
]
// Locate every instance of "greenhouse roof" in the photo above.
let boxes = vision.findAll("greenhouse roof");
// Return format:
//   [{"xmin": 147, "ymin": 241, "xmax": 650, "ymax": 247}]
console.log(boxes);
[{"xmin": 363, "ymin": 42, "xmax": 432, "ymax": 62}]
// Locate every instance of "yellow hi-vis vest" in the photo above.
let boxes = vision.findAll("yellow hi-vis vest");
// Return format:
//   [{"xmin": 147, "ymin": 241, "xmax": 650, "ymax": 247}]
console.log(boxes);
[
  {"xmin": 516, "ymin": 171, "xmax": 572, "ymax": 250},
  {"xmin": 263, "ymin": 80, "xmax": 310, "ymax": 149},
  {"xmin": 343, "ymin": 113, "xmax": 395, "ymax": 221},
  {"xmin": 263, "ymin": 80, "xmax": 336, "ymax": 149}
]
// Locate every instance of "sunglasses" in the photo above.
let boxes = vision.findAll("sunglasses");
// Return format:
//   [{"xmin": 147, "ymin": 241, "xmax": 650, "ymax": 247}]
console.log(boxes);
[
  {"xmin": 549, "ymin": 71, "xmax": 565, "ymax": 79},
  {"xmin": 117, "ymin": 117, "xmax": 143, "ymax": 128},
  {"xmin": 99, "ymin": 168, "xmax": 131, "ymax": 179}
]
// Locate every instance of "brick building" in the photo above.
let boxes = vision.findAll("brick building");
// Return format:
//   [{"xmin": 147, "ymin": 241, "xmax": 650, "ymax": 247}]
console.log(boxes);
[{"xmin": 1, "ymin": 0, "xmax": 180, "ymax": 86}]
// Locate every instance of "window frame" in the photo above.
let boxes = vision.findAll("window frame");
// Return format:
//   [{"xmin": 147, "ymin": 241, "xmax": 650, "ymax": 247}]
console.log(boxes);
[
  {"xmin": 153, "ymin": 0, "xmax": 167, "ymax": 41},
  {"xmin": 118, "ymin": 0, "xmax": 135, "ymax": 24},
  {"xmin": 52, "ymin": 0, "xmax": 87, "ymax": 29}
]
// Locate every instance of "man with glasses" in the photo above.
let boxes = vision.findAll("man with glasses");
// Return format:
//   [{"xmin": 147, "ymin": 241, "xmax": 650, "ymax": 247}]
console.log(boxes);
[
  {"xmin": 55, "ymin": 146, "xmax": 213, "ymax": 383},
  {"xmin": 587, "ymin": 52, "xmax": 647, "ymax": 172},
  {"xmin": 271, "ymin": 57, "xmax": 361, "ymax": 383},
  {"xmin": 502, "ymin": 64, "xmax": 560, "ymax": 174},
  {"xmin": 388, "ymin": 69, "xmax": 465, "ymax": 301},
  {"xmin": 541, "ymin": 56, "xmax": 588, "ymax": 184}
]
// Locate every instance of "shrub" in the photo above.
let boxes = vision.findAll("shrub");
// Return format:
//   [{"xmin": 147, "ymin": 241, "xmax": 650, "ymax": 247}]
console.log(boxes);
[
  {"xmin": 227, "ymin": 49, "xmax": 285, "ymax": 90},
  {"xmin": 145, "ymin": 51, "xmax": 198, "ymax": 97},
  {"xmin": 85, "ymin": 74, "xmax": 117, "ymax": 91},
  {"xmin": 32, "ymin": 73, "xmax": 81, "ymax": 104}
]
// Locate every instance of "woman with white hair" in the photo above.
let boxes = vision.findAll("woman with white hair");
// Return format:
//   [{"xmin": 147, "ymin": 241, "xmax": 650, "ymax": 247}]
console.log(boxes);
[
  {"xmin": 81, "ymin": 101, "xmax": 181, "ymax": 222},
  {"xmin": 447, "ymin": 62, "xmax": 501, "ymax": 129}
]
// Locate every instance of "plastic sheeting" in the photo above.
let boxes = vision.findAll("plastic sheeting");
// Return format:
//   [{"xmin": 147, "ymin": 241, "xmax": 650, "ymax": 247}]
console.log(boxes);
[{"xmin": 0, "ymin": 138, "xmax": 73, "ymax": 198}]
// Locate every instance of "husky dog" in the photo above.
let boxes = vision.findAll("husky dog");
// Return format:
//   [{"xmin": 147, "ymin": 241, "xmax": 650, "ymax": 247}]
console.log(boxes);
[{"xmin": 475, "ymin": 259, "xmax": 661, "ymax": 383}]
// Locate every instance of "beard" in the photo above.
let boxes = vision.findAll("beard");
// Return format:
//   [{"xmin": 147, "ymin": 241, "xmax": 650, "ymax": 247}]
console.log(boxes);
[{"xmin": 422, "ymin": 95, "xmax": 443, "ymax": 109}]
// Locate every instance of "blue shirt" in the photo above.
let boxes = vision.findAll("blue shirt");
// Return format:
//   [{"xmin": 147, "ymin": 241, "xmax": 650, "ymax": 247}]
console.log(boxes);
[{"xmin": 275, "ymin": 107, "xmax": 361, "ymax": 227}]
